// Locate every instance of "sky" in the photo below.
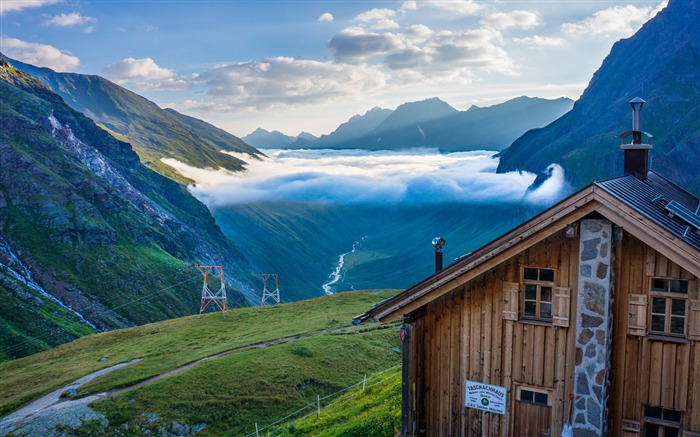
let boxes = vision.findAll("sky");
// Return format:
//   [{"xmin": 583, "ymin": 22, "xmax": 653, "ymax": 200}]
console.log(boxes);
[{"xmin": 1, "ymin": 0, "xmax": 667, "ymax": 137}]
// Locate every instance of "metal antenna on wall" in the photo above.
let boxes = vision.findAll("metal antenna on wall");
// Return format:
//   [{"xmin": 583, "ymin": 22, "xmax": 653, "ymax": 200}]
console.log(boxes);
[
  {"xmin": 260, "ymin": 273, "xmax": 280, "ymax": 306},
  {"xmin": 197, "ymin": 265, "xmax": 227, "ymax": 314}
]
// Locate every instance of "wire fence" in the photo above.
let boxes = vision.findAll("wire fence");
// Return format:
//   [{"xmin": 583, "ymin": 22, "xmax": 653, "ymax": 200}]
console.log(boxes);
[{"xmin": 245, "ymin": 364, "xmax": 402, "ymax": 437}]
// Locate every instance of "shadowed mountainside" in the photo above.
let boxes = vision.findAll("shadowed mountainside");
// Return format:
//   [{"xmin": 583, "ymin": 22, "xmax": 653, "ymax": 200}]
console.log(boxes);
[{"xmin": 497, "ymin": 0, "xmax": 700, "ymax": 196}]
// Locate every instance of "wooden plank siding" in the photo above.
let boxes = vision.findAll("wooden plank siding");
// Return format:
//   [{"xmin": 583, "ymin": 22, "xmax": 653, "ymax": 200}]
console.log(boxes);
[
  {"xmin": 410, "ymin": 229, "xmax": 578, "ymax": 435},
  {"xmin": 408, "ymin": 226, "xmax": 699, "ymax": 435},
  {"xmin": 605, "ymin": 232, "xmax": 699, "ymax": 434}
]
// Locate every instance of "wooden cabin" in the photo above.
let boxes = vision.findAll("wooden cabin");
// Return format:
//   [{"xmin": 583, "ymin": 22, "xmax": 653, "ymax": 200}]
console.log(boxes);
[{"xmin": 355, "ymin": 101, "xmax": 700, "ymax": 436}]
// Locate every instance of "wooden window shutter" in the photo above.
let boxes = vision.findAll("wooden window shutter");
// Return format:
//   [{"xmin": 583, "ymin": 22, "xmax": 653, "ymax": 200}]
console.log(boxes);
[
  {"xmin": 503, "ymin": 281, "xmax": 519, "ymax": 321},
  {"xmin": 627, "ymin": 293, "xmax": 647, "ymax": 336},
  {"xmin": 552, "ymin": 287, "xmax": 571, "ymax": 327},
  {"xmin": 688, "ymin": 299, "xmax": 700, "ymax": 341}
]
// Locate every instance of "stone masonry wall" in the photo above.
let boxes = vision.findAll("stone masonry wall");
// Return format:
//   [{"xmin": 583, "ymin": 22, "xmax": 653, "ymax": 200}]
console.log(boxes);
[{"xmin": 573, "ymin": 219, "xmax": 613, "ymax": 436}]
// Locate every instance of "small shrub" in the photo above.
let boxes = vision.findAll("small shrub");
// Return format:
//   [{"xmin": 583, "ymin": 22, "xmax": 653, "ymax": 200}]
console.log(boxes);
[{"xmin": 291, "ymin": 345, "xmax": 314, "ymax": 358}]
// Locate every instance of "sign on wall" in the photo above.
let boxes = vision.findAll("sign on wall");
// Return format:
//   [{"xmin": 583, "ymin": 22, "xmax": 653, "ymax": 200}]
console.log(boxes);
[{"xmin": 464, "ymin": 380, "xmax": 507, "ymax": 415}]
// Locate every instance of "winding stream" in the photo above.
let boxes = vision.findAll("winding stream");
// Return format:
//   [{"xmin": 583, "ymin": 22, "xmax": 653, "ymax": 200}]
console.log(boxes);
[{"xmin": 322, "ymin": 239, "xmax": 363, "ymax": 295}]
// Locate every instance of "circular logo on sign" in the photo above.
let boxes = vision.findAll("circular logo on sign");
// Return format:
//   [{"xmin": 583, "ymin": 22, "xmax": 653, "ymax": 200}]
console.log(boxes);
[{"xmin": 481, "ymin": 398, "xmax": 489, "ymax": 406}]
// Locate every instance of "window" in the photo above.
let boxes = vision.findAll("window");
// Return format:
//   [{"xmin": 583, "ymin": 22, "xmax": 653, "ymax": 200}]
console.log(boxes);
[
  {"xmin": 519, "ymin": 389, "xmax": 548, "ymax": 406},
  {"xmin": 515, "ymin": 385, "xmax": 552, "ymax": 407},
  {"xmin": 644, "ymin": 405, "xmax": 681, "ymax": 437},
  {"xmin": 522, "ymin": 267, "xmax": 555, "ymax": 322},
  {"xmin": 650, "ymin": 278, "xmax": 688, "ymax": 337}
]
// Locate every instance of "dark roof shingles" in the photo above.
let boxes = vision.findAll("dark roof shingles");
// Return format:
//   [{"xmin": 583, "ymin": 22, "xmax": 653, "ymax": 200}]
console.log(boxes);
[{"xmin": 597, "ymin": 172, "xmax": 700, "ymax": 251}]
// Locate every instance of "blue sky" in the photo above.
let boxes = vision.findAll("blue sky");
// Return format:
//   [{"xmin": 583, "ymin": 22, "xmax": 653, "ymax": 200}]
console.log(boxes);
[{"xmin": 1, "ymin": 0, "xmax": 666, "ymax": 137}]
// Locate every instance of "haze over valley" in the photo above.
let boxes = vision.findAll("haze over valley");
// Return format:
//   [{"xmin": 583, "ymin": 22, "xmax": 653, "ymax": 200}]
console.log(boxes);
[{"xmin": 167, "ymin": 149, "xmax": 569, "ymax": 297}]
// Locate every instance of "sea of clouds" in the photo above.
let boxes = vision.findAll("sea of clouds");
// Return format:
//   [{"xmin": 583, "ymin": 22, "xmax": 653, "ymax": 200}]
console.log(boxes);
[{"xmin": 161, "ymin": 149, "xmax": 568, "ymax": 207}]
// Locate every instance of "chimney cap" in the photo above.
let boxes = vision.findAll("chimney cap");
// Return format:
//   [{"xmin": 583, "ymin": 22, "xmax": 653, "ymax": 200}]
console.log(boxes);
[
  {"xmin": 432, "ymin": 237, "xmax": 445, "ymax": 250},
  {"xmin": 629, "ymin": 97, "xmax": 645, "ymax": 111}
]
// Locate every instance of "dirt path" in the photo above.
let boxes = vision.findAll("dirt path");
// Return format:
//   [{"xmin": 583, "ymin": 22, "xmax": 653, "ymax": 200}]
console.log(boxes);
[
  {"xmin": 0, "ymin": 358, "xmax": 142, "ymax": 436},
  {"xmin": 0, "ymin": 325, "xmax": 375, "ymax": 435}
]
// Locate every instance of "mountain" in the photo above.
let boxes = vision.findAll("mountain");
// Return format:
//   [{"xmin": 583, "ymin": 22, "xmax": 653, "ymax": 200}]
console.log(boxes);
[
  {"xmin": 306, "ymin": 107, "xmax": 393, "ymax": 149},
  {"xmin": 289, "ymin": 97, "xmax": 572, "ymax": 151},
  {"xmin": 0, "ymin": 58, "xmax": 259, "ymax": 360},
  {"xmin": 377, "ymin": 97, "xmax": 459, "ymax": 133},
  {"xmin": 1, "ymin": 54, "xmax": 262, "ymax": 182},
  {"xmin": 497, "ymin": 0, "xmax": 700, "ymax": 196},
  {"xmin": 242, "ymin": 128, "xmax": 296, "ymax": 148}
]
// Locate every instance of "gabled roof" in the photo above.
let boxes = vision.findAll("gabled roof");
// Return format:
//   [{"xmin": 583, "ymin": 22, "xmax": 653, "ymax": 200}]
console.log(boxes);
[{"xmin": 359, "ymin": 172, "xmax": 700, "ymax": 323}]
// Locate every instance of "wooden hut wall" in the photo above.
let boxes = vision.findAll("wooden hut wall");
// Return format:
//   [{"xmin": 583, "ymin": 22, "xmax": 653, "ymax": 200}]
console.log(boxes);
[
  {"xmin": 410, "ymin": 229, "xmax": 580, "ymax": 436},
  {"xmin": 609, "ymin": 233, "xmax": 699, "ymax": 435}
]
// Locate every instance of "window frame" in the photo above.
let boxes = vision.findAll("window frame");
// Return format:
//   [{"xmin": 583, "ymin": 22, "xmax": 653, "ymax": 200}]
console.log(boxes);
[
  {"xmin": 520, "ymin": 267, "xmax": 556, "ymax": 323},
  {"xmin": 649, "ymin": 278, "xmax": 689, "ymax": 338},
  {"xmin": 514, "ymin": 385, "xmax": 553, "ymax": 407},
  {"xmin": 643, "ymin": 404, "xmax": 682, "ymax": 437}
]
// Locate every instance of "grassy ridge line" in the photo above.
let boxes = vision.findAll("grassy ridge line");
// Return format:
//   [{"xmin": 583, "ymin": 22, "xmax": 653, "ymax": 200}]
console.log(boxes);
[{"xmin": 0, "ymin": 289, "xmax": 399, "ymax": 418}]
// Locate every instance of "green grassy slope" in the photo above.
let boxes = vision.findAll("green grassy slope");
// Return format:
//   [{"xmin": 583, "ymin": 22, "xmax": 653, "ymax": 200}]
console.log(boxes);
[
  {"xmin": 0, "ymin": 290, "xmax": 401, "ymax": 435},
  {"xmin": 277, "ymin": 369, "xmax": 401, "ymax": 436}
]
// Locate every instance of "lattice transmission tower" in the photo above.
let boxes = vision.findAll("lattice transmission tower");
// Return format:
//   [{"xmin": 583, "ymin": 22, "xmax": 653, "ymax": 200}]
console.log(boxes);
[
  {"xmin": 197, "ymin": 265, "xmax": 227, "ymax": 314},
  {"xmin": 260, "ymin": 273, "xmax": 280, "ymax": 306}
]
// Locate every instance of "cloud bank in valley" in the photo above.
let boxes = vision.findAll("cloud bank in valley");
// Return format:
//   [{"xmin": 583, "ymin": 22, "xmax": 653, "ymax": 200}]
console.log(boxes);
[{"xmin": 162, "ymin": 149, "xmax": 567, "ymax": 208}]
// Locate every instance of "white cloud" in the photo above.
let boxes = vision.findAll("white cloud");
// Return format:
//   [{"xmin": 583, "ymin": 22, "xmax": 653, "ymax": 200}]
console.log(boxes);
[
  {"xmin": 355, "ymin": 8, "xmax": 396, "ymax": 22},
  {"xmin": 328, "ymin": 23, "xmax": 515, "ymax": 78},
  {"xmin": 162, "ymin": 149, "xmax": 564, "ymax": 207},
  {"xmin": 329, "ymin": 27, "xmax": 405, "ymax": 62},
  {"xmin": 192, "ymin": 57, "xmax": 389, "ymax": 108},
  {"xmin": 0, "ymin": 0, "xmax": 60, "ymax": 14},
  {"xmin": 562, "ymin": 3, "xmax": 666, "ymax": 38},
  {"xmin": 405, "ymin": 24, "xmax": 433, "ymax": 43},
  {"xmin": 0, "ymin": 37, "xmax": 79, "ymax": 71},
  {"xmin": 400, "ymin": 1, "xmax": 417, "ymax": 12},
  {"xmin": 371, "ymin": 19, "xmax": 400, "ymax": 30},
  {"xmin": 352, "ymin": 8, "xmax": 399, "ymax": 30},
  {"xmin": 419, "ymin": 0, "xmax": 484, "ymax": 15},
  {"xmin": 102, "ymin": 57, "xmax": 187, "ymax": 90},
  {"xmin": 317, "ymin": 12, "xmax": 334, "ymax": 22},
  {"xmin": 512, "ymin": 35, "xmax": 566, "ymax": 47},
  {"xmin": 42, "ymin": 12, "xmax": 95, "ymax": 27},
  {"xmin": 481, "ymin": 10, "xmax": 541, "ymax": 30}
]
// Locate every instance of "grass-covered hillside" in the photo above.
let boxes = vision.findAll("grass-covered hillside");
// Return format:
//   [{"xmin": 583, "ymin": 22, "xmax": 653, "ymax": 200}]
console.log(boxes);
[
  {"xmin": 0, "ymin": 58, "xmax": 259, "ymax": 360},
  {"xmin": 0, "ymin": 290, "xmax": 402, "ymax": 436}
]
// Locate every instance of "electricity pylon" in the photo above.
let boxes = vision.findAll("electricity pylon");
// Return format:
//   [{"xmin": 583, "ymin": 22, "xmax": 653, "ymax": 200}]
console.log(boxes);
[
  {"xmin": 260, "ymin": 273, "xmax": 280, "ymax": 306},
  {"xmin": 197, "ymin": 265, "xmax": 227, "ymax": 314}
]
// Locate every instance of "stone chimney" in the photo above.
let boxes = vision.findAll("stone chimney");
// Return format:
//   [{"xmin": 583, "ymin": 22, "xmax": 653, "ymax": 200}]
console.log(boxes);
[{"xmin": 620, "ymin": 97, "xmax": 653, "ymax": 180}]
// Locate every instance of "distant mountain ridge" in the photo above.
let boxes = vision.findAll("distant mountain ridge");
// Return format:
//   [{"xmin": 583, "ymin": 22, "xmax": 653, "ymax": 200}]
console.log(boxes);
[
  {"xmin": 242, "ymin": 128, "xmax": 307, "ymax": 149},
  {"xmin": 1, "ymin": 54, "xmax": 262, "ymax": 182},
  {"xmin": 497, "ymin": 0, "xmax": 700, "ymax": 196},
  {"xmin": 309, "ymin": 107, "xmax": 393, "ymax": 149},
  {"xmin": 256, "ymin": 96, "xmax": 572, "ymax": 151}
]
